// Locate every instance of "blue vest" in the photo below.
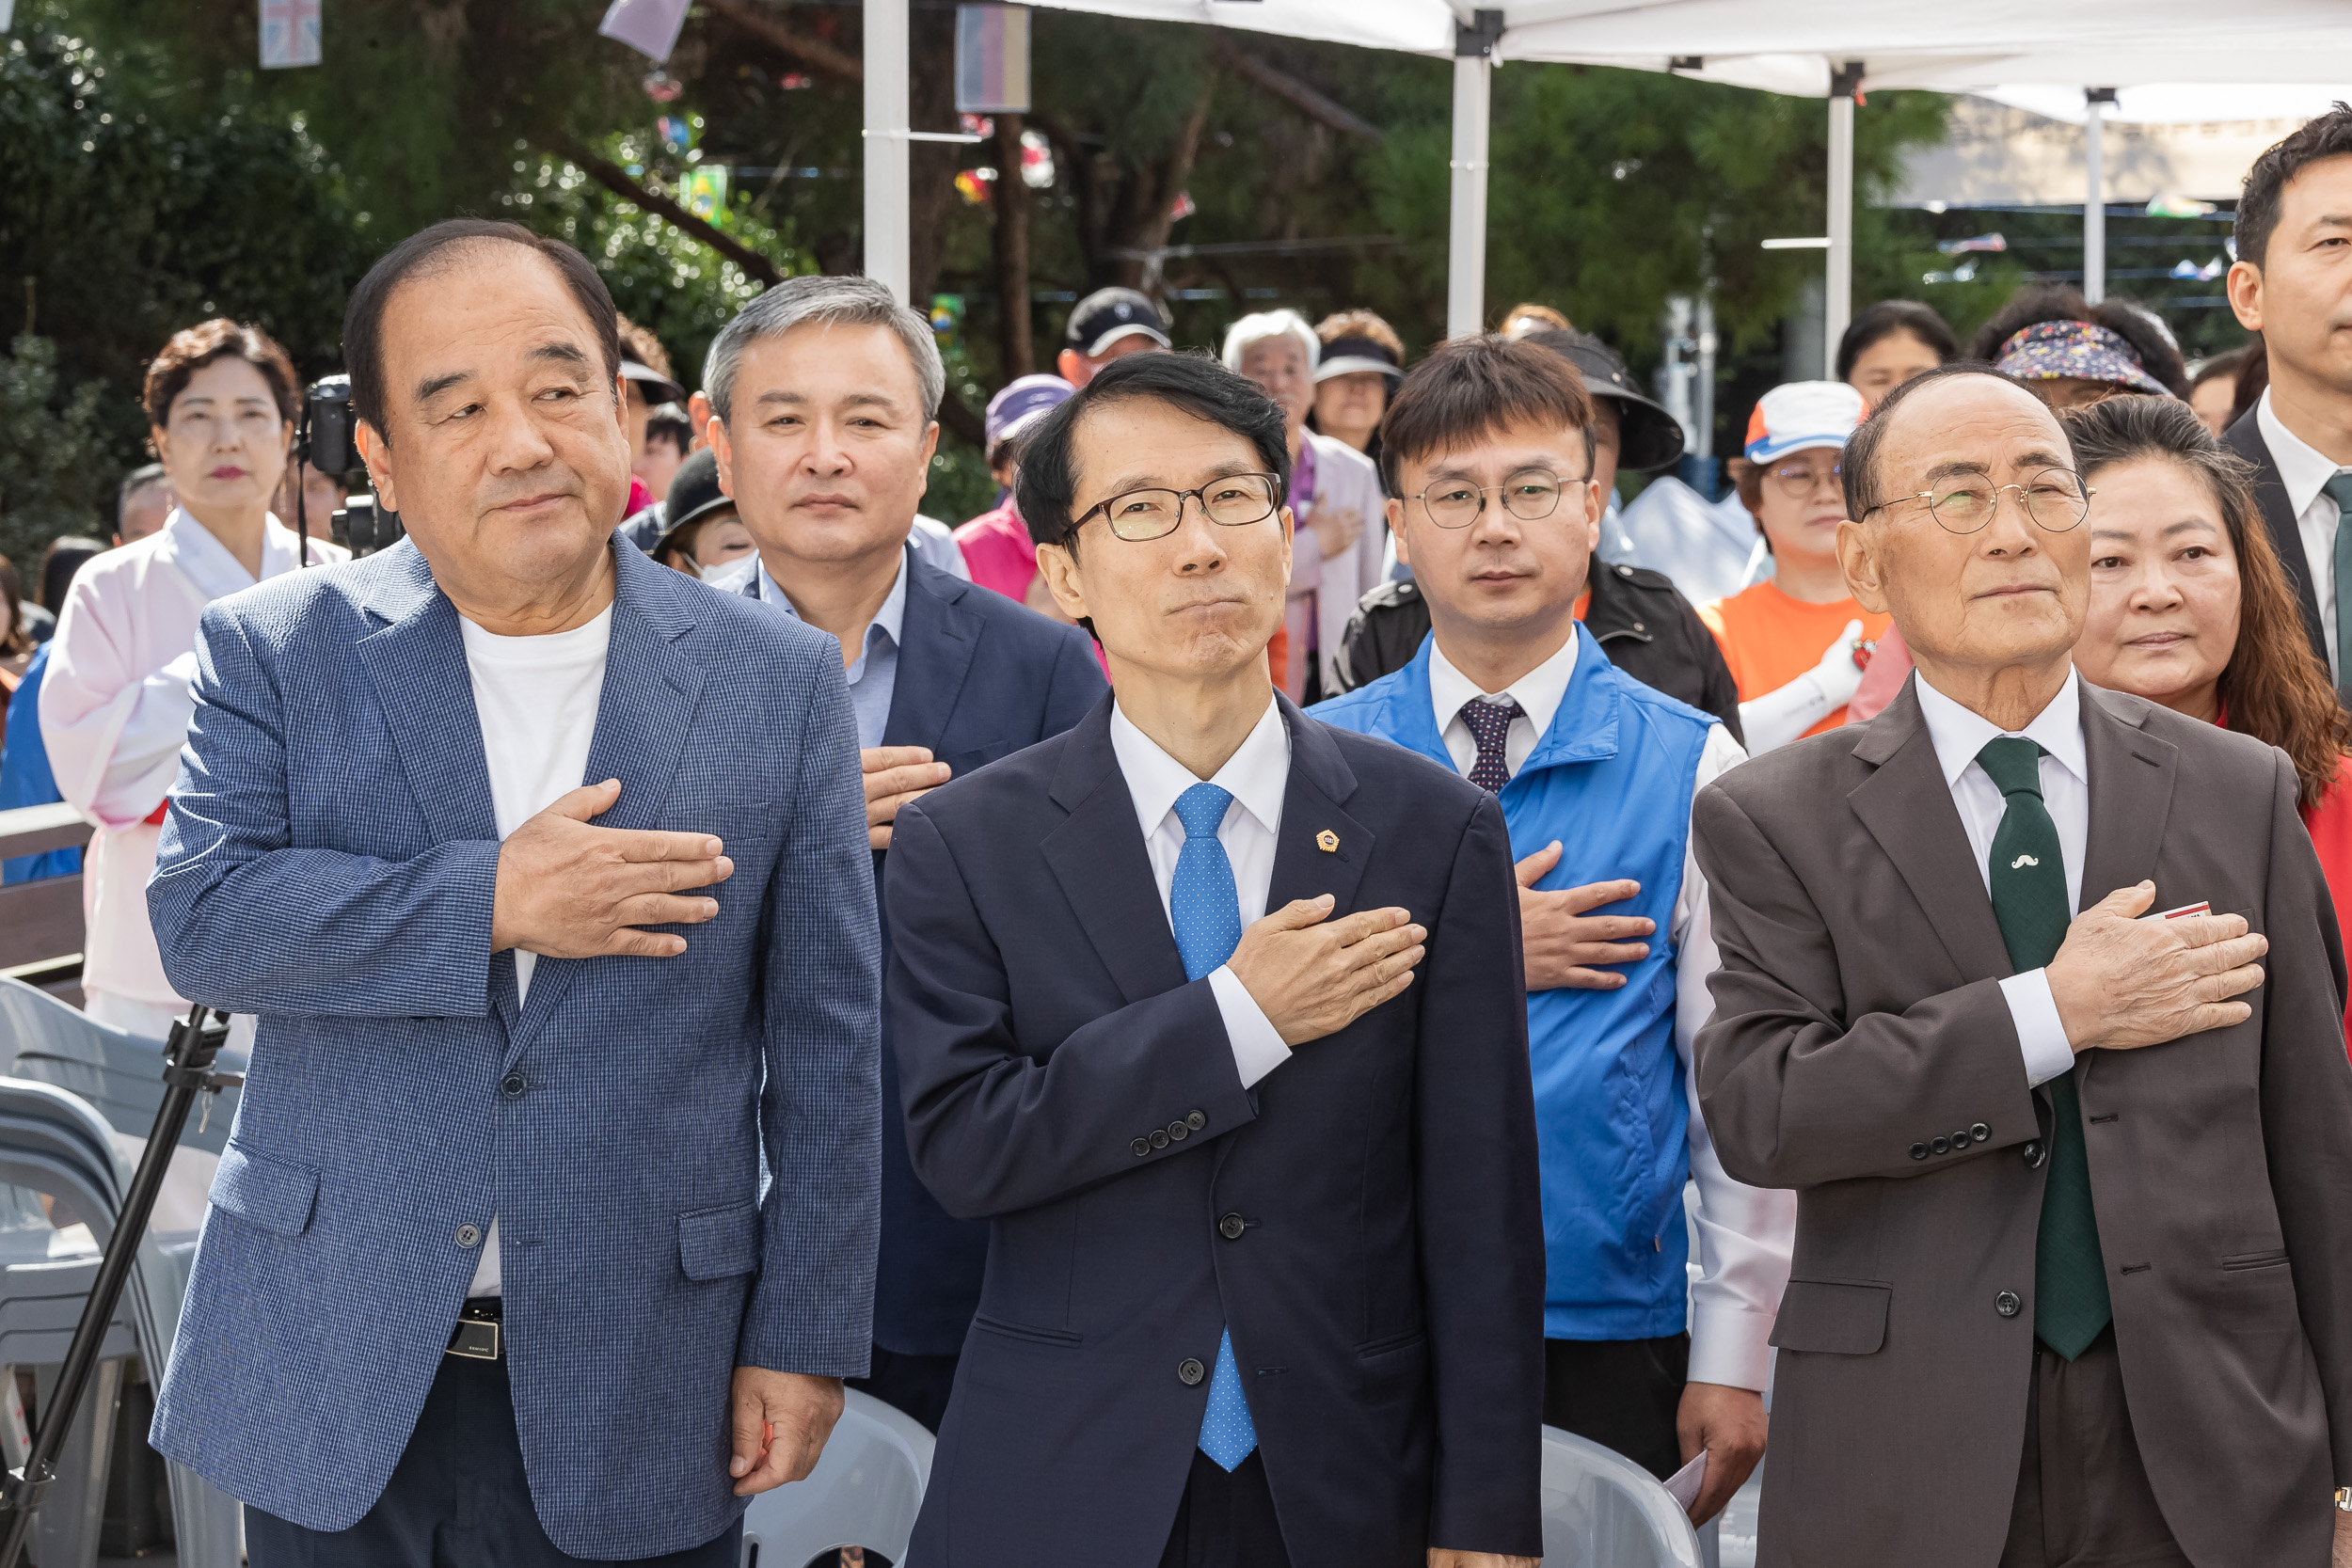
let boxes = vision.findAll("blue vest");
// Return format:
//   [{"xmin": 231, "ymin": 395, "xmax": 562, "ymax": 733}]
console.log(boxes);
[{"xmin": 1313, "ymin": 623, "xmax": 1716, "ymax": 1341}]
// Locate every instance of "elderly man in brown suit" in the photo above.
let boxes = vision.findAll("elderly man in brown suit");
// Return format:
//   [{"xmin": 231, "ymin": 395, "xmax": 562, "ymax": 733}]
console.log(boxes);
[{"xmin": 1692, "ymin": 364, "xmax": 2352, "ymax": 1568}]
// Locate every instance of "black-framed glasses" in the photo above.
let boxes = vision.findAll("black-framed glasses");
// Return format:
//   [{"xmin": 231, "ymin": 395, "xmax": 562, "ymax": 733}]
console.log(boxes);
[
  {"xmin": 1861, "ymin": 468, "xmax": 2093, "ymax": 535},
  {"xmin": 1764, "ymin": 459, "xmax": 1842, "ymax": 499},
  {"xmin": 1408, "ymin": 468, "xmax": 1582, "ymax": 530},
  {"xmin": 1072, "ymin": 472, "xmax": 1282, "ymax": 542}
]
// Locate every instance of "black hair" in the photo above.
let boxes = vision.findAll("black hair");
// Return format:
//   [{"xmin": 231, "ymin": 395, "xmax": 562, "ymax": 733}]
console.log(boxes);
[
  {"xmin": 39, "ymin": 536, "xmax": 107, "ymax": 617},
  {"xmin": 1840, "ymin": 361, "xmax": 2076, "ymax": 521},
  {"xmin": 2238, "ymin": 103, "xmax": 2352, "ymax": 271},
  {"xmin": 1378, "ymin": 334, "xmax": 1597, "ymax": 497},
  {"xmin": 1015, "ymin": 351, "xmax": 1291, "ymax": 549},
  {"xmin": 645, "ymin": 404, "xmax": 693, "ymax": 455},
  {"xmin": 1836, "ymin": 301, "xmax": 1958, "ymax": 383},
  {"xmin": 1963, "ymin": 284, "xmax": 2189, "ymax": 397},
  {"xmin": 342, "ymin": 218, "xmax": 621, "ymax": 445}
]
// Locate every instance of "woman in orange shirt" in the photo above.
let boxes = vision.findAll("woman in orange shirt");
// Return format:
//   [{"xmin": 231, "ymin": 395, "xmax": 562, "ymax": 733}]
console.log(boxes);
[
  {"xmin": 2066, "ymin": 393, "xmax": 2352, "ymax": 1049},
  {"xmin": 1698, "ymin": 381, "xmax": 1891, "ymax": 752}
]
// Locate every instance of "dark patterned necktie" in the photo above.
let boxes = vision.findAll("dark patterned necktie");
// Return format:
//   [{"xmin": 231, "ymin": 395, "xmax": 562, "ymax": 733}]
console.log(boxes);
[
  {"xmin": 1460, "ymin": 697, "xmax": 1524, "ymax": 793},
  {"xmin": 1977, "ymin": 736, "xmax": 2110, "ymax": 1359}
]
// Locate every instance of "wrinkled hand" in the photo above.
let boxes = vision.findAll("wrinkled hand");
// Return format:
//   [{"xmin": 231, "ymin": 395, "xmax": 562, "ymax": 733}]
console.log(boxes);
[
  {"xmin": 864, "ymin": 746, "xmax": 952, "ymax": 851},
  {"xmin": 729, "ymin": 1369, "xmax": 844, "ymax": 1496},
  {"xmin": 1515, "ymin": 844, "xmax": 1654, "ymax": 991},
  {"xmin": 1314, "ymin": 504, "xmax": 1365, "ymax": 561},
  {"xmin": 1426, "ymin": 1553, "xmax": 1536, "ymax": 1568},
  {"xmin": 489, "ymin": 779, "xmax": 732, "ymax": 959},
  {"xmin": 1226, "ymin": 895, "xmax": 1424, "ymax": 1045},
  {"xmin": 2046, "ymin": 881, "xmax": 2266, "ymax": 1053},
  {"xmin": 1677, "ymin": 1382, "xmax": 1767, "ymax": 1526}
]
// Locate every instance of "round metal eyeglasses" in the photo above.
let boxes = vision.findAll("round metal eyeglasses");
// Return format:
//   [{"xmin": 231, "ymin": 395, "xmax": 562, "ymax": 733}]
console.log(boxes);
[
  {"xmin": 1073, "ymin": 472, "xmax": 1283, "ymax": 542},
  {"xmin": 1861, "ymin": 468, "xmax": 2093, "ymax": 535},
  {"xmin": 1408, "ymin": 469, "xmax": 1581, "ymax": 530}
]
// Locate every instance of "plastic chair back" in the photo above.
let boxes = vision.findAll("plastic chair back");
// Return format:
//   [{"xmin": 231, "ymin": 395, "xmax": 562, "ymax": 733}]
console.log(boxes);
[
  {"xmin": 1541, "ymin": 1425, "xmax": 1704, "ymax": 1568},
  {"xmin": 739, "ymin": 1390, "xmax": 931, "ymax": 1567},
  {"xmin": 0, "ymin": 977, "xmax": 240, "ymax": 1155}
]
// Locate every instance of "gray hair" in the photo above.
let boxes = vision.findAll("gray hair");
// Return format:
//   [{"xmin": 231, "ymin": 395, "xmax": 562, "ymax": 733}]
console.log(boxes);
[
  {"xmin": 703, "ymin": 275, "xmax": 946, "ymax": 425},
  {"xmin": 118, "ymin": 462, "xmax": 172, "ymax": 523}
]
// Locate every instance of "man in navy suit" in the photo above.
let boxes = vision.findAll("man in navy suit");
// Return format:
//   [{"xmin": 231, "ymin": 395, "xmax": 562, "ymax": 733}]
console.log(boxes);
[
  {"xmin": 703, "ymin": 276, "xmax": 1105, "ymax": 1429},
  {"xmin": 145, "ymin": 221, "xmax": 880, "ymax": 1566},
  {"xmin": 885, "ymin": 352, "xmax": 1545, "ymax": 1567}
]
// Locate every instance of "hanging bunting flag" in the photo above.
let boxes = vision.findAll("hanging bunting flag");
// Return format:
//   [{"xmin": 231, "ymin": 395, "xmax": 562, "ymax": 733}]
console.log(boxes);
[
  {"xmin": 0, "ymin": 2, "xmax": 16, "ymax": 34},
  {"xmin": 679, "ymin": 166, "xmax": 731, "ymax": 228},
  {"xmin": 598, "ymin": 0, "xmax": 691, "ymax": 64},
  {"xmin": 259, "ymin": 0, "xmax": 322, "ymax": 69},
  {"xmin": 955, "ymin": 6, "xmax": 1030, "ymax": 115}
]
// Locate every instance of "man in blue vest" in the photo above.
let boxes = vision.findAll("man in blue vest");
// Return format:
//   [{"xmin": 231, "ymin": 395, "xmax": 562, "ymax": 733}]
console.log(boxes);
[{"xmin": 1315, "ymin": 335, "xmax": 1794, "ymax": 1525}]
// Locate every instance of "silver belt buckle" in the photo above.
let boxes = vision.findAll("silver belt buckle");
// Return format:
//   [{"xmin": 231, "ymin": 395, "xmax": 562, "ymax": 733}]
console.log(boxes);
[{"xmin": 447, "ymin": 1317, "xmax": 501, "ymax": 1361}]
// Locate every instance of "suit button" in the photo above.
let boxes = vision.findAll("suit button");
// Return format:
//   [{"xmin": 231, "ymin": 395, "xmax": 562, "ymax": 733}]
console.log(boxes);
[
  {"xmin": 1909, "ymin": 1143, "xmax": 1929, "ymax": 1161},
  {"xmin": 1953, "ymin": 1129, "xmax": 1973, "ymax": 1148},
  {"xmin": 1178, "ymin": 1358, "xmax": 1206, "ymax": 1386},
  {"xmin": 1131, "ymin": 1137, "xmax": 1152, "ymax": 1158},
  {"xmin": 1218, "ymin": 1212, "xmax": 1246, "ymax": 1241},
  {"xmin": 1186, "ymin": 1111, "xmax": 1206, "ymax": 1131},
  {"xmin": 500, "ymin": 1071, "xmax": 528, "ymax": 1101},
  {"xmin": 2023, "ymin": 1141, "xmax": 2047, "ymax": 1169},
  {"xmin": 1931, "ymin": 1136, "xmax": 1950, "ymax": 1155},
  {"xmin": 1971, "ymin": 1123, "xmax": 1992, "ymax": 1141},
  {"xmin": 1168, "ymin": 1121, "xmax": 1190, "ymax": 1143},
  {"xmin": 1150, "ymin": 1128, "xmax": 1170, "ymax": 1149},
  {"xmin": 455, "ymin": 1224, "xmax": 483, "ymax": 1249},
  {"xmin": 1995, "ymin": 1291, "xmax": 2022, "ymax": 1319}
]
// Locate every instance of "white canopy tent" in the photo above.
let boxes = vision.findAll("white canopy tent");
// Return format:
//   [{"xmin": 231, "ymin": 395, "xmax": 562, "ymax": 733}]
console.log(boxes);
[{"xmin": 858, "ymin": 0, "xmax": 2352, "ymax": 362}]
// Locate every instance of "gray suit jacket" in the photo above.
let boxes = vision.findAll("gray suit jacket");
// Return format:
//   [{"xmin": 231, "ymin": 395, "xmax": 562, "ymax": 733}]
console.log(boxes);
[{"xmin": 1692, "ymin": 674, "xmax": 2352, "ymax": 1568}]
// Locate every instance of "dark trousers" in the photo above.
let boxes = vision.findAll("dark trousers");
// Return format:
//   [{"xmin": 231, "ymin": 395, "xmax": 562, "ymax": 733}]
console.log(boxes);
[
  {"xmin": 1541, "ymin": 1333, "xmax": 1689, "ymax": 1480},
  {"xmin": 848, "ymin": 1341, "xmax": 960, "ymax": 1433},
  {"xmin": 1999, "ymin": 1328, "xmax": 2189, "ymax": 1568},
  {"xmin": 246, "ymin": 1351, "xmax": 742, "ymax": 1568},
  {"xmin": 1155, "ymin": 1449, "xmax": 1293, "ymax": 1568}
]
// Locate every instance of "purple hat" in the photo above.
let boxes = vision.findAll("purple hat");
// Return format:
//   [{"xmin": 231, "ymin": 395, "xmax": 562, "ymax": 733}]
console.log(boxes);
[
  {"xmin": 1994, "ymin": 320, "xmax": 2170, "ymax": 397},
  {"xmin": 985, "ymin": 373, "xmax": 1075, "ymax": 457}
]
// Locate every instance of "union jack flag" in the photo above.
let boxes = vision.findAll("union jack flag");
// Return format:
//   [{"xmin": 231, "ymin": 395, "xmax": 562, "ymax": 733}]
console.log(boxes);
[{"xmin": 260, "ymin": 0, "xmax": 321, "ymax": 70}]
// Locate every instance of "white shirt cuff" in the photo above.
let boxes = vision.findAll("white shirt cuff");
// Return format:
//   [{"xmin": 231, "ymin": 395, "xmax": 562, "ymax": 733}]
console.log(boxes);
[
  {"xmin": 1686, "ymin": 1300, "xmax": 1777, "ymax": 1393},
  {"xmin": 1210, "ymin": 965, "xmax": 1292, "ymax": 1089},
  {"xmin": 2001, "ymin": 968, "xmax": 2076, "ymax": 1088}
]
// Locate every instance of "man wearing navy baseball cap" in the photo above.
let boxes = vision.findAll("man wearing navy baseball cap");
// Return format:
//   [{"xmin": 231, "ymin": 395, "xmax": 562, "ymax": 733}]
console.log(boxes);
[{"xmin": 1057, "ymin": 285, "xmax": 1173, "ymax": 388}]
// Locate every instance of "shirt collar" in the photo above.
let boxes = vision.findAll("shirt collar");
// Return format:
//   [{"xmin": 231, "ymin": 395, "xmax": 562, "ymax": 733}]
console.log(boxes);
[
  {"xmin": 158, "ymin": 508, "xmax": 262, "ymax": 601},
  {"xmin": 1915, "ymin": 665, "xmax": 2087, "ymax": 791},
  {"xmin": 2257, "ymin": 388, "xmax": 2351, "ymax": 518},
  {"xmin": 1425, "ymin": 628, "xmax": 1580, "ymax": 741},
  {"xmin": 758, "ymin": 545, "xmax": 911, "ymax": 655},
  {"xmin": 1108, "ymin": 690, "xmax": 1290, "ymax": 844}
]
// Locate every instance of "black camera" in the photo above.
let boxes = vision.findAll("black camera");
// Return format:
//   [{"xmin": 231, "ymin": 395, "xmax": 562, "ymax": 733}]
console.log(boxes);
[
  {"xmin": 332, "ymin": 494, "xmax": 406, "ymax": 557},
  {"xmin": 301, "ymin": 375, "xmax": 358, "ymax": 476}
]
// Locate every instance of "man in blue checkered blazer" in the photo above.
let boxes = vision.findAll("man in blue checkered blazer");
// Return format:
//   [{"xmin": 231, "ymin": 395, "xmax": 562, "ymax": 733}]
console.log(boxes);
[{"xmin": 143, "ymin": 221, "xmax": 882, "ymax": 1567}]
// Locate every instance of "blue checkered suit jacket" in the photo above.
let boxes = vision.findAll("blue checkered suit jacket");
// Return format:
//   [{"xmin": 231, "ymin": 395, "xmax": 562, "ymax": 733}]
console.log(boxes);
[{"xmin": 144, "ymin": 538, "xmax": 882, "ymax": 1559}]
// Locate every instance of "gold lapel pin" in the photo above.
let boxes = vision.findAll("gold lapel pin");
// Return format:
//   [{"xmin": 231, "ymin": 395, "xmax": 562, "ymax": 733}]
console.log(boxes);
[{"xmin": 1315, "ymin": 829, "xmax": 1339, "ymax": 853}]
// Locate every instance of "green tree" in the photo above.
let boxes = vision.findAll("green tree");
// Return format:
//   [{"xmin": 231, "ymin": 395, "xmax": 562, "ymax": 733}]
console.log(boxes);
[{"xmin": 0, "ymin": 335, "xmax": 116, "ymax": 564}]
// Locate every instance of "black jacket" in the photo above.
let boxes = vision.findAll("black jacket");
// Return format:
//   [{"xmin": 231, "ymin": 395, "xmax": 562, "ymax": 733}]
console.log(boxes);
[
  {"xmin": 1332, "ymin": 559, "xmax": 1745, "ymax": 745},
  {"xmin": 2222, "ymin": 407, "xmax": 2331, "ymax": 671}
]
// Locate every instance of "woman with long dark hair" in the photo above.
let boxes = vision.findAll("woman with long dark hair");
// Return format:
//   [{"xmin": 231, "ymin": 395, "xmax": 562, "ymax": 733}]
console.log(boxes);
[{"xmin": 2066, "ymin": 393, "xmax": 2352, "ymax": 1040}]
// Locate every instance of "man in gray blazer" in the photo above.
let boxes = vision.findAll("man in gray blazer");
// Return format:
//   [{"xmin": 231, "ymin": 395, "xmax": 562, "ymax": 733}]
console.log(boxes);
[{"xmin": 1692, "ymin": 364, "xmax": 2352, "ymax": 1568}]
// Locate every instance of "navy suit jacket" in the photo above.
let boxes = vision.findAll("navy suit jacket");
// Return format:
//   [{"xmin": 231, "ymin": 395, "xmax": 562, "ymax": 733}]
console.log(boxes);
[
  {"xmin": 740, "ymin": 547, "xmax": 1104, "ymax": 1354},
  {"xmin": 884, "ymin": 693, "xmax": 1546, "ymax": 1568},
  {"xmin": 146, "ymin": 540, "xmax": 881, "ymax": 1559}
]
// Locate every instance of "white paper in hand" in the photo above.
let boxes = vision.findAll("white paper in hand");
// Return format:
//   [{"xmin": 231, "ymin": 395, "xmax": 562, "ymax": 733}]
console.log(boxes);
[{"xmin": 1663, "ymin": 1449, "xmax": 1708, "ymax": 1513}]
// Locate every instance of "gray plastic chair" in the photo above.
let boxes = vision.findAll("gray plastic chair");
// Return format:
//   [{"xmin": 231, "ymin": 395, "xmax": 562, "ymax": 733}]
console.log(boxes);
[
  {"xmin": 0, "ymin": 976, "xmax": 242, "ymax": 1155},
  {"xmin": 738, "ymin": 1389, "xmax": 932, "ymax": 1568},
  {"xmin": 1541, "ymin": 1425, "xmax": 1705, "ymax": 1568}
]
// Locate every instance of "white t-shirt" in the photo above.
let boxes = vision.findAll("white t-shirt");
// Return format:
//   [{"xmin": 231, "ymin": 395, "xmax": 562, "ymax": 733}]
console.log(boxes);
[{"xmin": 455, "ymin": 605, "xmax": 614, "ymax": 1295}]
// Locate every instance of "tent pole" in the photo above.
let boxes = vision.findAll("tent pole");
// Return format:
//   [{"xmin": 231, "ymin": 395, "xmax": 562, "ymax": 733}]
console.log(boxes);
[
  {"xmin": 1447, "ymin": 48, "xmax": 1494, "ymax": 340},
  {"xmin": 2084, "ymin": 88, "xmax": 2113, "ymax": 305},
  {"xmin": 863, "ymin": 0, "xmax": 911, "ymax": 301},
  {"xmin": 1823, "ymin": 61, "xmax": 1860, "ymax": 381}
]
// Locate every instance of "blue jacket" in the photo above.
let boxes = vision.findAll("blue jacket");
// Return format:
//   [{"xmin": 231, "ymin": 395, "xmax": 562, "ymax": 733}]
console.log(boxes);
[
  {"xmin": 739, "ymin": 548, "xmax": 1104, "ymax": 1356},
  {"xmin": 1315, "ymin": 624, "xmax": 1714, "ymax": 1341},
  {"xmin": 0, "ymin": 642, "xmax": 76, "ymax": 882},
  {"xmin": 886, "ymin": 694, "xmax": 1545, "ymax": 1568},
  {"xmin": 145, "ymin": 539, "xmax": 882, "ymax": 1559}
]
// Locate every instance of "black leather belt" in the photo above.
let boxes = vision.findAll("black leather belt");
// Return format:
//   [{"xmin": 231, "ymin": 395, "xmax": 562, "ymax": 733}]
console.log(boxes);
[{"xmin": 447, "ymin": 1298, "xmax": 502, "ymax": 1361}]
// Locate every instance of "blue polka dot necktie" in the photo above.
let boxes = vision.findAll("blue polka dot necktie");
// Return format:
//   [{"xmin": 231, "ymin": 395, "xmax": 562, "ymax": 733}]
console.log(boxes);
[
  {"xmin": 1168, "ymin": 783, "xmax": 1257, "ymax": 1470},
  {"xmin": 1460, "ymin": 696, "xmax": 1523, "ymax": 793}
]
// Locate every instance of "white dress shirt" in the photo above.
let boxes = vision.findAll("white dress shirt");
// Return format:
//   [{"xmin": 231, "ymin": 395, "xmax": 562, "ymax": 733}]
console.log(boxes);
[
  {"xmin": 1912, "ymin": 670, "xmax": 2089, "ymax": 1088},
  {"xmin": 1107, "ymin": 694, "xmax": 1294, "ymax": 1088},
  {"xmin": 2258, "ymin": 388, "xmax": 2352, "ymax": 680},
  {"xmin": 1428, "ymin": 631, "xmax": 1795, "ymax": 1392}
]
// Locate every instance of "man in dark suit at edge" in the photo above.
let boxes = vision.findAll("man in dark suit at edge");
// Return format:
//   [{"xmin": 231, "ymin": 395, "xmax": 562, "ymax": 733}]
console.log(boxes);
[
  {"xmin": 883, "ymin": 351, "xmax": 1545, "ymax": 1567},
  {"xmin": 702, "ymin": 276, "xmax": 1107, "ymax": 1430}
]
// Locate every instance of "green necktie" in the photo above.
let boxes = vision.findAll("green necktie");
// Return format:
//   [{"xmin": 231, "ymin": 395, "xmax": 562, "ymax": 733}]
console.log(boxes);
[
  {"xmin": 2327, "ymin": 473, "xmax": 2352, "ymax": 705},
  {"xmin": 1977, "ymin": 736, "xmax": 2111, "ymax": 1360}
]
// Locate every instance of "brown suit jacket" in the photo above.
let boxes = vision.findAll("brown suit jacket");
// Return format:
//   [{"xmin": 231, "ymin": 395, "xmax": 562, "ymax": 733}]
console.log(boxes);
[{"xmin": 1692, "ymin": 675, "xmax": 2352, "ymax": 1568}]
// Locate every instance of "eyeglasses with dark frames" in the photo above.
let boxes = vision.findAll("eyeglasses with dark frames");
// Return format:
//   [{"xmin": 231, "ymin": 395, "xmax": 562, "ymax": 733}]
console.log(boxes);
[
  {"xmin": 1070, "ymin": 472, "xmax": 1283, "ymax": 543},
  {"xmin": 1859, "ymin": 468, "xmax": 2093, "ymax": 535}
]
